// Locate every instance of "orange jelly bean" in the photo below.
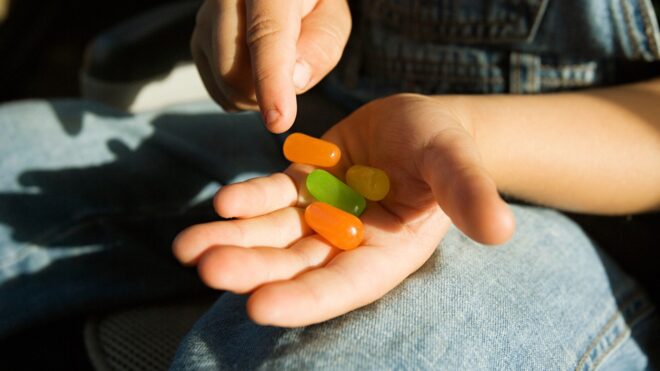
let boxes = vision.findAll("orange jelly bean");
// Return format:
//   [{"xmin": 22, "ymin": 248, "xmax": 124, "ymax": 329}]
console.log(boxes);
[
  {"xmin": 304, "ymin": 202, "xmax": 364, "ymax": 250},
  {"xmin": 283, "ymin": 133, "xmax": 341, "ymax": 167}
]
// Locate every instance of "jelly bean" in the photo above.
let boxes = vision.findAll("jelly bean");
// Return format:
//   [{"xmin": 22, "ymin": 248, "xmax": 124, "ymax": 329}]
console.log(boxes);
[
  {"xmin": 345, "ymin": 165, "xmax": 390, "ymax": 201},
  {"xmin": 306, "ymin": 169, "xmax": 366, "ymax": 216},
  {"xmin": 304, "ymin": 202, "xmax": 364, "ymax": 250},
  {"xmin": 283, "ymin": 133, "xmax": 341, "ymax": 167}
]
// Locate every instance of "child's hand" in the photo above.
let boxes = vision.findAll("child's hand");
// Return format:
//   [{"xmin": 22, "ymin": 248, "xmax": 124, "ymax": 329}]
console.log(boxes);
[
  {"xmin": 191, "ymin": 0, "xmax": 352, "ymax": 133},
  {"xmin": 173, "ymin": 94, "xmax": 515, "ymax": 327}
]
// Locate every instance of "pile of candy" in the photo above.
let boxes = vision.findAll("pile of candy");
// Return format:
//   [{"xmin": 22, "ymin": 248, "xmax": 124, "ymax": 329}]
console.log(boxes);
[{"xmin": 283, "ymin": 133, "xmax": 390, "ymax": 250}]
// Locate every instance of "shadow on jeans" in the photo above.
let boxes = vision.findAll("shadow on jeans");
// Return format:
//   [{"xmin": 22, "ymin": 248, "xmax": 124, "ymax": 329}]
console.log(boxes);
[{"xmin": 0, "ymin": 100, "xmax": 289, "ymax": 337}]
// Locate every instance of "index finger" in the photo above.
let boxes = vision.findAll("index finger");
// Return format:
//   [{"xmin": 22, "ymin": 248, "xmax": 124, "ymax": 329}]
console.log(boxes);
[
  {"xmin": 245, "ymin": 0, "xmax": 302, "ymax": 133},
  {"xmin": 214, "ymin": 164, "xmax": 314, "ymax": 219}
]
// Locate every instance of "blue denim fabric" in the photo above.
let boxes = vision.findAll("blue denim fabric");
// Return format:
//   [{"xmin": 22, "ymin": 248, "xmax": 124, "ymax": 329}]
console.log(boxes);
[
  {"xmin": 0, "ymin": 100, "xmax": 287, "ymax": 336},
  {"xmin": 170, "ymin": 206, "xmax": 659, "ymax": 370},
  {"xmin": 328, "ymin": 0, "xmax": 660, "ymax": 104}
]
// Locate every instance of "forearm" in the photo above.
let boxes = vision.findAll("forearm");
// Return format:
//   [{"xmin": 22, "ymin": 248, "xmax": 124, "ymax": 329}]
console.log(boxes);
[{"xmin": 458, "ymin": 79, "xmax": 660, "ymax": 214}]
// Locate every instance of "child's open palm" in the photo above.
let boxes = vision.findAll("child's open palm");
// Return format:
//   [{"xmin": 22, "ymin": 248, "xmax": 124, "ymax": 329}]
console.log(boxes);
[{"xmin": 173, "ymin": 94, "xmax": 515, "ymax": 327}]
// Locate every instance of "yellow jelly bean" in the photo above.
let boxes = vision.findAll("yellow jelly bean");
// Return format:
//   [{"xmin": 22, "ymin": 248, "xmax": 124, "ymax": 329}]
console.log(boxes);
[
  {"xmin": 345, "ymin": 165, "xmax": 390, "ymax": 201},
  {"xmin": 283, "ymin": 133, "xmax": 341, "ymax": 167},
  {"xmin": 304, "ymin": 202, "xmax": 364, "ymax": 250}
]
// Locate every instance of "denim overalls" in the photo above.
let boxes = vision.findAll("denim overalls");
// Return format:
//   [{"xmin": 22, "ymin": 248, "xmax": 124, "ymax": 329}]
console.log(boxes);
[{"xmin": 328, "ymin": 0, "xmax": 660, "ymax": 105}]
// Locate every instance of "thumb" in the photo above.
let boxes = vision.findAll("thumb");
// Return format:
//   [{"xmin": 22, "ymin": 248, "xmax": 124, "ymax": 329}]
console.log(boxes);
[
  {"xmin": 420, "ymin": 128, "xmax": 515, "ymax": 245},
  {"xmin": 245, "ymin": 0, "xmax": 302, "ymax": 133},
  {"xmin": 294, "ymin": 0, "xmax": 352, "ymax": 93}
]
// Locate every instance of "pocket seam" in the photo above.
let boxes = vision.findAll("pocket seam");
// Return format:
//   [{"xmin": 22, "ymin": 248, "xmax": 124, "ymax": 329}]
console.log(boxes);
[
  {"xmin": 574, "ymin": 291, "xmax": 656, "ymax": 371},
  {"xmin": 367, "ymin": 0, "xmax": 551, "ymax": 44},
  {"xmin": 639, "ymin": 0, "xmax": 660, "ymax": 58}
]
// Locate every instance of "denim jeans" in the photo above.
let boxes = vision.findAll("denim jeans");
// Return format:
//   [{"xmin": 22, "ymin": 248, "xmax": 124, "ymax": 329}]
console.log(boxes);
[
  {"xmin": 0, "ymin": 98, "xmax": 658, "ymax": 370},
  {"xmin": 169, "ymin": 206, "xmax": 660, "ymax": 370},
  {"xmin": 0, "ymin": 99, "xmax": 286, "ymax": 336}
]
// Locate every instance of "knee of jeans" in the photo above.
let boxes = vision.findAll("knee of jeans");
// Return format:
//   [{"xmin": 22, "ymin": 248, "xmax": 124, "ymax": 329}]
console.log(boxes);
[
  {"xmin": 172, "ymin": 205, "xmax": 650, "ymax": 370},
  {"xmin": 408, "ymin": 204, "xmax": 618, "ymax": 296}
]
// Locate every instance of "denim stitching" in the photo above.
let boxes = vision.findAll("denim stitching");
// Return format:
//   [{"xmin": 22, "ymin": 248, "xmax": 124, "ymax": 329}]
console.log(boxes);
[
  {"xmin": 639, "ymin": 0, "xmax": 660, "ymax": 57},
  {"xmin": 366, "ymin": 0, "xmax": 549, "ymax": 43},
  {"xmin": 539, "ymin": 61, "xmax": 598, "ymax": 89},
  {"xmin": 526, "ymin": 0, "xmax": 550, "ymax": 42},
  {"xmin": 621, "ymin": 0, "xmax": 643, "ymax": 59},
  {"xmin": 511, "ymin": 53, "xmax": 520, "ymax": 93},
  {"xmin": 367, "ymin": 54, "xmax": 501, "ymax": 67},
  {"xmin": 592, "ymin": 304, "xmax": 655, "ymax": 369},
  {"xmin": 528, "ymin": 57, "xmax": 536, "ymax": 93},
  {"xmin": 365, "ymin": 52, "xmax": 505, "ymax": 87},
  {"xmin": 525, "ymin": 54, "xmax": 541, "ymax": 92},
  {"xmin": 369, "ymin": 0, "xmax": 544, "ymax": 26},
  {"xmin": 510, "ymin": 52, "xmax": 542, "ymax": 93},
  {"xmin": 575, "ymin": 294, "xmax": 631, "ymax": 371},
  {"xmin": 382, "ymin": 74, "xmax": 505, "ymax": 83},
  {"xmin": 541, "ymin": 78, "xmax": 594, "ymax": 89},
  {"xmin": 574, "ymin": 291, "xmax": 655, "ymax": 370},
  {"xmin": 366, "ymin": 64, "xmax": 505, "ymax": 82}
]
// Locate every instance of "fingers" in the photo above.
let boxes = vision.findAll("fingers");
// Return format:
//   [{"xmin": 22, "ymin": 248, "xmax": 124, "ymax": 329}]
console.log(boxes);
[
  {"xmin": 192, "ymin": 0, "xmax": 253, "ymax": 111},
  {"xmin": 172, "ymin": 207, "xmax": 310, "ymax": 265},
  {"xmin": 214, "ymin": 165, "xmax": 314, "ymax": 218},
  {"xmin": 245, "ymin": 0, "xmax": 302, "ymax": 133},
  {"xmin": 194, "ymin": 0, "xmax": 349, "ymax": 131},
  {"xmin": 214, "ymin": 173, "xmax": 297, "ymax": 218},
  {"xmin": 197, "ymin": 235, "xmax": 339, "ymax": 293},
  {"xmin": 421, "ymin": 128, "xmax": 515, "ymax": 245},
  {"xmin": 295, "ymin": 0, "xmax": 352, "ymax": 92},
  {"xmin": 246, "ymin": 237, "xmax": 439, "ymax": 327},
  {"xmin": 191, "ymin": 33, "xmax": 240, "ymax": 111}
]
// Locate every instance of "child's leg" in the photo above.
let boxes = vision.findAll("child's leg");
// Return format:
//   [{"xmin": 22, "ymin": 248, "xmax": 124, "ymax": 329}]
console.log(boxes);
[
  {"xmin": 0, "ymin": 99, "xmax": 287, "ymax": 336},
  {"xmin": 171, "ymin": 205, "xmax": 659, "ymax": 370}
]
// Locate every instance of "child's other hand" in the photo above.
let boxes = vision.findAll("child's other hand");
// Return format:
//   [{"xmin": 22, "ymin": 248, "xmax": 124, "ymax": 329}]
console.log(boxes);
[
  {"xmin": 191, "ymin": 0, "xmax": 351, "ymax": 133},
  {"xmin": 173, "ymin": 94, "xmax": 515, "ymax": 327}
]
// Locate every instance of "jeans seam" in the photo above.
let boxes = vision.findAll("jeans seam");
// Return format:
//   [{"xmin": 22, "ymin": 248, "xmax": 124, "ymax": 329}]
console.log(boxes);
[
  {"xmin": 526, "ymin": 0, "xmax": 550, "ymax": 42},
  {"xmin": 511, "ymin": 52, "xmax": 520, "ymax": 93},
  {"xmin": 593, "ymin": 303, "xmax": 655, "ymax": 369},
  {"xmin": 377, "ymin": 74, "xmax": 504, "ymax": 84},
  {"xmin": 621, "ymin": 0, "xmax": 643, "ymax": 59},
  {"xmin": 539, "ymin": 62, "xmax": 599, "ymax": 89},
  {"xmin": 639, "ymin": 0, "xmax": 660, "ymax": 58},
  {"xmin": 574, "ymin": 291, "xmax": 655, "ymax": 371},
  {"xmin": 369, "ymin": 0, "xmax": 549, "ymax": 43},
  {"xmin": 531, "ymin": 56, "xmax": 538, "ymax": 93},
  {"xmin": 366, "ymin": 52, "xmax": 497, "ymax": 67}
]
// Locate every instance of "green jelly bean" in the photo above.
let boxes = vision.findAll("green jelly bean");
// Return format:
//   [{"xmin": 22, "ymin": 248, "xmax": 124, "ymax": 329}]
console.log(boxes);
[{"xmin": 306, "ymin": 169, "xmax": 366, "ymax": 216}]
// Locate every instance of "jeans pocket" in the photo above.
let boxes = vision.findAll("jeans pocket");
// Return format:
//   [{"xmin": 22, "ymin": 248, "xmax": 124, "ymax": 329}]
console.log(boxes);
[{"xmin": 363, "ymin": 0, "xmax": 550, "ymax": 44}]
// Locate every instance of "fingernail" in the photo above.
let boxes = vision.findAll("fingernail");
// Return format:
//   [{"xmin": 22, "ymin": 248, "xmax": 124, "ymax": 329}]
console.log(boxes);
[
  {"xmin": 265, "ymin": 109, "xmax": 280, "ymax": 128},
  {"xmin": 293, "ymin": 60, "xmax": 311, "ymax": 90}
]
